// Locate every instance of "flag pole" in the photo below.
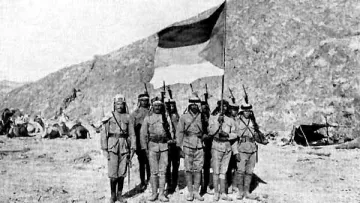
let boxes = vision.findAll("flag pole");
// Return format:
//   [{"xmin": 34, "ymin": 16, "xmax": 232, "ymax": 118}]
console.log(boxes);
[{"xmin": 220, "ymin": 1, "xmax": 226, "ymax": 115}]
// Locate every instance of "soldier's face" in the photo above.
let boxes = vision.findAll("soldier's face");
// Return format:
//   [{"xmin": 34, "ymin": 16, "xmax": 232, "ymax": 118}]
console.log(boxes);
[
  {"xmin": 230, "ymin": 108, "xmax": 239, "ymax": 117},
  {"xmin": 189, "ymin": 104, "xmax": 200, "ymax": 114},
  {"xmin": 243, "ymin": 110, "xmax": 251, "ymax": 119},
  {"xmin": 222, "ymin": 104, "xmax": 228, "ymax": 112},
  {"xmin": 139, "ymin": 99, "xmax": 149, "ymax": 108},
  {"xmin": 201, "ymin": 104, "xmax": 208, "ymax": 112},
  {"xmin": 153, "ymin": 104, "xmax": 163, "ymax": 114},
  {"xmin": 114, "ymin": 102, "xmax": 126, "ymax": 113},
  {"xmin": 170, "ymin": 103, "xmax": 176, "ymax": 112}
]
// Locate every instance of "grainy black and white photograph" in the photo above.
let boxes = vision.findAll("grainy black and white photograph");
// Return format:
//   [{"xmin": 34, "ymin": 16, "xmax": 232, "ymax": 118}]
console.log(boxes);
[{"xmin": 1, "ymin": 0, "xmax": 360, "ymax": 202}]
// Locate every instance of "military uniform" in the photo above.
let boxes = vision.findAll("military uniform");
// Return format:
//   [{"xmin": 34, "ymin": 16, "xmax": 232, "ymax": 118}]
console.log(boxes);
[
  {"xmin": 200, "ymin": 103, "xmax": 212, "ymax": 195},
  {"xmin": 140, "ymin": 100, "xmax": 173, "ymax": 202},
  {"xmin": 232, "ymin": 103, "xmax": 268, "ymax": 200},
  {"xmin": 101, "ymin": 113, "xmax": 134, "ymax": 178},
  {"xmin": 176, "ymin": 98, "xmax": 205, "ymax": 201},
  {"xmin": 208, "ymin": 106, "xmax": 238, "ymax": 201},
  {"xmin": 130, "ymin": 104, "xmax": 151, "ymax": 188},
  {"xmin": 101, "ymin": 94, "xmax": 135, "ymax": 203},
  {"xmin": 166, "ymin": 107, "xmax": 180, "ymax": 193}
]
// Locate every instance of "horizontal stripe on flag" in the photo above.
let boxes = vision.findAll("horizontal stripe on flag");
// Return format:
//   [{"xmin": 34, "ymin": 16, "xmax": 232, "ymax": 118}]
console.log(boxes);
[
  {"xmin": 150, "ymin": 62, "xmax": 224, "ymax": 89},
  {"xmin": 158, "ymin": 2, "xmax": 225, "ymax": 48},
  {"xmin": 154, "ymin": 41, "xmax": 209, "ymax": 67}
]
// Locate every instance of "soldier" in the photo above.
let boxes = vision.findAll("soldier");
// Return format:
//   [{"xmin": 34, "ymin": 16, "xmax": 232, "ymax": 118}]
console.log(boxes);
[
  {"xmin": 140, "ymin": 98, "xmax": 173, "ymax": 202},
  {"xmin": 165, "ymin": 99, "xmax": 180, "ymax": 194},
  {"xmin": 130, "ymin": 93, "xmax": 151, "ymax": 190},
  {"xmin": 208, "ymin": 100, "xmax": 237, "ymax": 201},
  {"xmin": 100, "ymin": 94, "xmax": 135, "ymax": 203},
  {"xmin": 226, "ymin": 102, "xmax": 239, "ymax": 194},
  {"xmin": 200, "ymin": 100, "xmax": 213, "ymax": 195},
  {"xmin": 176, "ymin": 96, "xmax": 205, "ymax": 201},
  {"xmin": 232, "ymin": 103, "xmax": 268, "ymax": 200}
]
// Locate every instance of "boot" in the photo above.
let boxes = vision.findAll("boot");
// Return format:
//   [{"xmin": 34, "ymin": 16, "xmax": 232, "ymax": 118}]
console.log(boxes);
[
  {"xmin": 158, "ymin": 175, "xmax": 169, "ymax": 202},
  {"xmin": 109, "ymin": 178, "xmax": 117, "ymax": 203},
  {"xmin": 236, "ymin": 173, "xmax": 245, "ymax": 200},
  {"xmin": 193, "ymin": 172, "xmax": 204, "ymax": 201},
  {"xmin": 220, "ymin": 178, "xmax": 232, "ymax": 201},
  {"xmin": 148, "ymin": 176, "xmax": 158, "ymax": 201},
  {"xmin": 186, "ymin": 172, "xmax": 194, "ymax": 201},
  {"xmin": 244, "ymin": 174, "xmax": 258, "ymax": 200},
  {"xmin": 139, "ymin": 155, "xmax": 147, "ymax": 191},
  {"xmin": 117, "ymin": 177, "xmax": 127, "ymax": 203},
  {"xmin": 213, "ymin": 174, "xmax": 220, "ymax": 201}
]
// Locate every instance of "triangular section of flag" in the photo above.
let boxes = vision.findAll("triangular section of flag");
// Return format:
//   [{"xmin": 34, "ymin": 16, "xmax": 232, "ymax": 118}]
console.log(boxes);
[{"xmin": 150, "ymin": 2, "xmax": 225, "ymax": 89}]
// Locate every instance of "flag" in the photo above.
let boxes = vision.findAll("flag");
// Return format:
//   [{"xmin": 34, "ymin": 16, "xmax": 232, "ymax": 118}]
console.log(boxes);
[{"xmin": 150, "ymin": 2, "xmax": 225, "ymax": 89}]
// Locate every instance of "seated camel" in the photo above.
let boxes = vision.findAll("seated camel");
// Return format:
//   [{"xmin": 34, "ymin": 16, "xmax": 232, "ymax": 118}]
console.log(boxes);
[
  {"xmin": 7, "ymin": 123, "xmax": 30, "ymax": 138},
  {"xmin": 69, "ymin": 122, "xmax": 90, "ymax": 139}
]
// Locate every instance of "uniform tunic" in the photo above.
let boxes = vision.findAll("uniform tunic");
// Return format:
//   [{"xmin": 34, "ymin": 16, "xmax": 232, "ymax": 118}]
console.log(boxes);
[
  {"xmin": 176, "ymin": 112, "xmax": 204, "ymax": 172},
  {"xmin": 101, "ymin": 112, "xmax": 135, "ymax": 178},
  {"xmin": 232, "ymin": 115, "xmax": 259, "ymax": 174},
  {"xmin": 208, "ymin": 115, "xmax": 238, "ymax": 177},
  {"xmin": 140, "ymin": 113, "xmax": 173, "ymax": 176}
]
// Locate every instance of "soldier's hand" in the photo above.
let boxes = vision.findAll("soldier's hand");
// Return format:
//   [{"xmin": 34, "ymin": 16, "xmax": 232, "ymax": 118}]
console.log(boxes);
[
  {"xmin": 130, "ymin": 149, "xmax": 135, "ymax": 160},
  {"xmin": 127, "ymin": 154, "xmax": 132, "ymax": 168},
  {"xmin": 235, "ymin": 153, "xmax": 241, "ymax": 162},
  {"xmin": 178, "ymin": 147, "xmax": 185, "ymax": 158},
  {"xmin": 218, "ymin": 115, "xmax": 224, "ymax": 123},
  {"xmin": 103, "ymin": 150, "xmax": 110, "ymax": 160},
  {"xmin": 263, "ymin": 139, "xmax": 269, "ymax": 145}
]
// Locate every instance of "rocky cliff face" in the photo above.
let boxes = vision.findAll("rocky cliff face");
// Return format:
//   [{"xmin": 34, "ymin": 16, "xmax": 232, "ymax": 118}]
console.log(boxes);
[{"xmin": 1, "ymin": 0, "xmax": 359, "ymax": 138}]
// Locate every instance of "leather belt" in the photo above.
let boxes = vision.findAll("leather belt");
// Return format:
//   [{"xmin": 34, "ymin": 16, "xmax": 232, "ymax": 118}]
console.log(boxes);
[
  {"xmin": 149, "ymin": 136, "xmax": 169, "ymax": 143},
  {"xmin": 240, "ymin": 137, "xmax": 254, "ymax": 142},
  {"xmin": 108, "ymin": 133, "xmax": 127, "ymax": 138},
  {"xmin": 213, "ymin": 137, "xmax": 229, "ymax": 143}
]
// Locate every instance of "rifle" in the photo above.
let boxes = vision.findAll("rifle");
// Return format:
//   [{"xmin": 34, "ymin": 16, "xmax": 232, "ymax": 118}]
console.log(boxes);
[
  {"xmin": 144, "ymin": 83, "xmax": 149, "ymax": 95},
  {"xmin": 160, "ymin": 81, "xmax": 172, "ymax": 141},
  {"xmin": 161, "ymin": 81, "xmax": 166, "ymax": 103},
  {"xmin": 204, "ymin": 84, "xmax": 209, "ymax": 104},
  {"xmin": 242, "ymin": 85, "xmax": 249, "ymax": 104},
  {"xmin": 167, "ymin": 86, "xmax": 173, "ymax": 100},
  {"xmin": 229, "ymin": 88, "xmax": 236, "ymax": 104}
]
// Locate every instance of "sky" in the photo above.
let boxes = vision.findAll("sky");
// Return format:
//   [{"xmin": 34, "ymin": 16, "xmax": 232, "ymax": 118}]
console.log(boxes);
[{"xmin": 0, "ymin": 0, "xmax": 223, "ymax": 82}]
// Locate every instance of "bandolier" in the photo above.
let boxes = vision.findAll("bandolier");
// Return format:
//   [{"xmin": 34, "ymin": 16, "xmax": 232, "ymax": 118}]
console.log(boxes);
[
  {"xmin": 232, "ymin": 103, "xmax": 268, "ymax": 200},
  {"xmin": 140, "ymin": 98, "xmax": 174, "ymax": 202},
  {"xmin": 101, "ymin": 94, "xmax": 135, "ymax": 203},
  {"xmin": 208, "ymin": 100, "xmax": 237, "ymax": 201},
  {"xmin": 176, "ymin": 95, "xmax": 205, "ymax": 201}
]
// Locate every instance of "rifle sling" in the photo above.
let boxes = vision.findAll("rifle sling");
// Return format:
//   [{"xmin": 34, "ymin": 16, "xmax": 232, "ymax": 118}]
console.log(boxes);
[
  {"xmin": 111, "ymin": 112, "xmax": 127, "ymax": 136},
  {"xmin": 184, "ymin": 113, "xmax": 200, "ymax": 134}
]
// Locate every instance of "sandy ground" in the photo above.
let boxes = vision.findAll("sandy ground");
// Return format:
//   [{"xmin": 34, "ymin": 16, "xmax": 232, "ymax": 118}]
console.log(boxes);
[{"xmin": 1, "ymin": 131, "xmax": 360, "ymax": 203}]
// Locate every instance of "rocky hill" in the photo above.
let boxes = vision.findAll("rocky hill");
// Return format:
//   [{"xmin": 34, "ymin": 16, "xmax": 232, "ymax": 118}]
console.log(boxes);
[
  {"xmin": 0, "ymin": 80, "xmax": 24, "ymax": 96},
  {"xmin": 1, "ymin": 0, "xmax": 360, "ymax": 138}
]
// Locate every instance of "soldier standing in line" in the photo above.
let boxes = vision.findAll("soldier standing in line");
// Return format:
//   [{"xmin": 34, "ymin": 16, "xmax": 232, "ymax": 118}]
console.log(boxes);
[
  {"xmin": 176, "ymin": 95, "xmax": 206, "ymax": 201},
  {"xmin": 232, "ymin": 103, "xmax": 268, "ymax": 200},
  {"xmin": 208, "ymin": 99, "xmax": 237, "ymax": 201},
  {"xmin": 140, "ymin": 98, "xmax": 174, "ymax": 202},
  {"xmin": 226, "ymin": 102, "xmax": 240, "ymax": 194},
  {"xmin": 200, "ymin": 100, "xmax": 213, "ymax": 195},
  {"xmin": 130, "ymin": 93, "xmax": 151, "ymax": 190},
  {"xmin": 165, "ymin": 99, "xmax": 180, "ymax": 194},
  {"xmin": 100, "ymin": 94, "xmax": 135, "ymax": 203}
]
